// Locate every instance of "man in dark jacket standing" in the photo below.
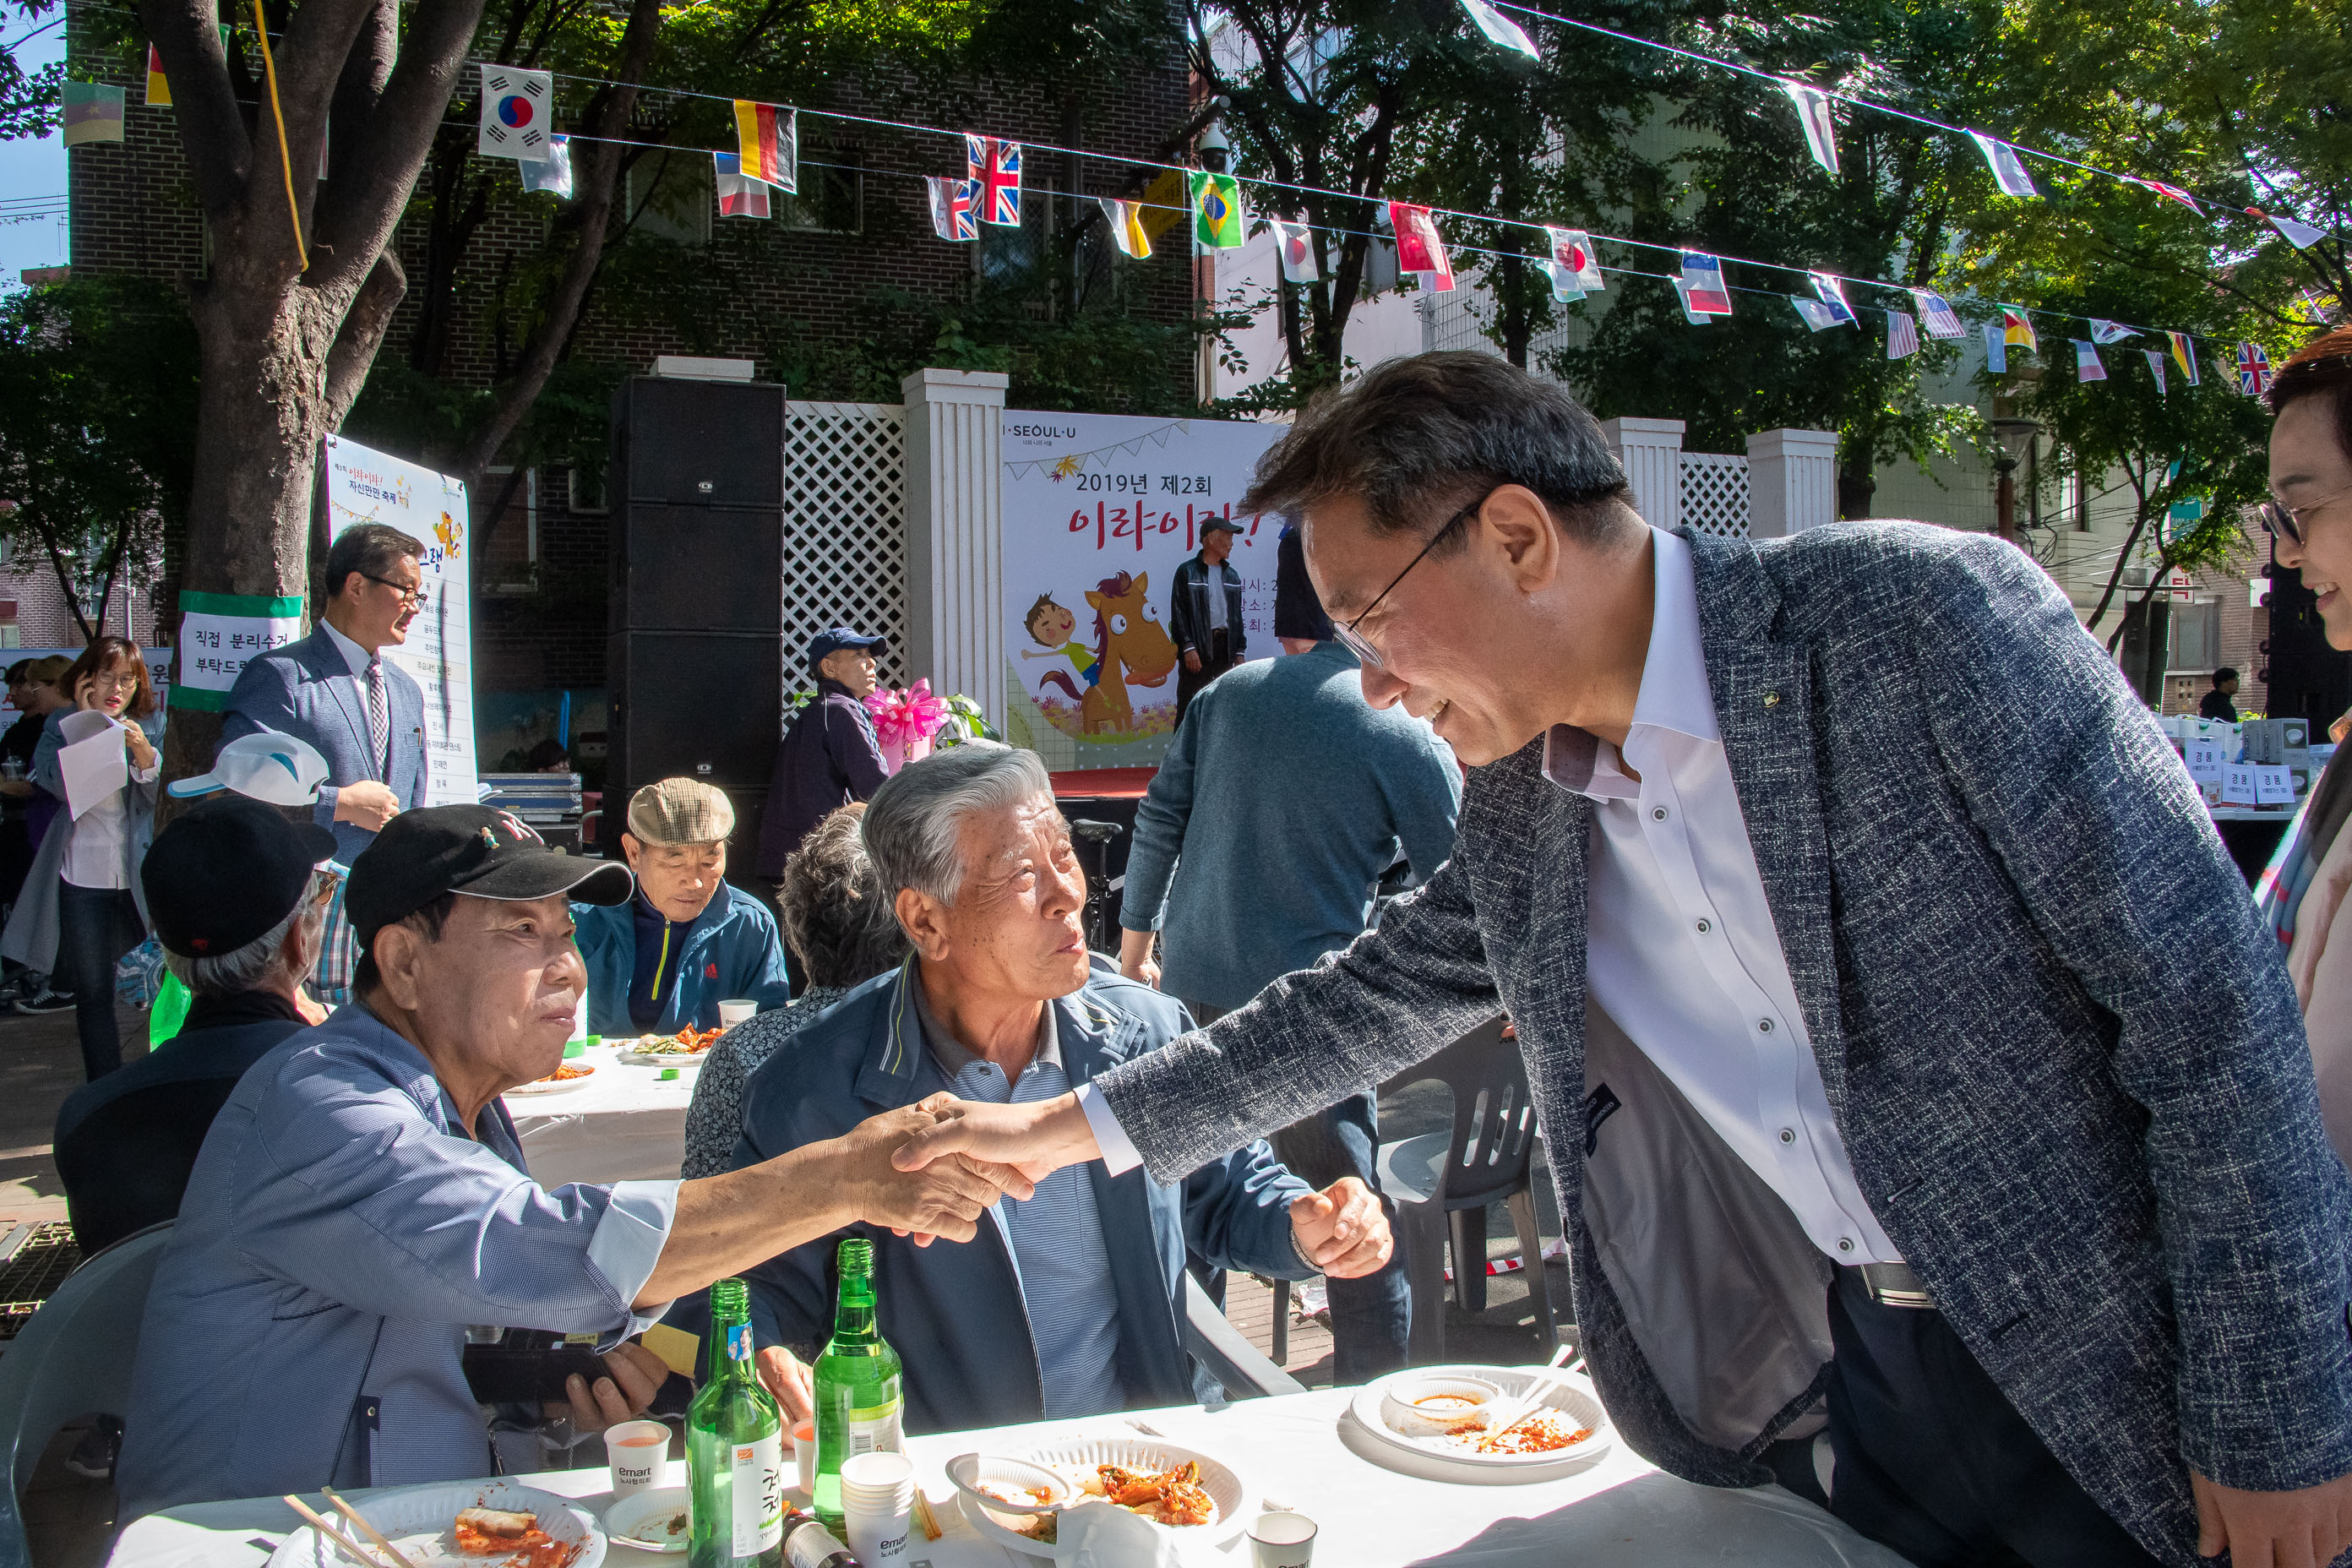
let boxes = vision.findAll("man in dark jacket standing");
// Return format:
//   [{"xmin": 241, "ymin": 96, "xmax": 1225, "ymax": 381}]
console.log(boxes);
[
  {"xmin": 757, "ymin": 629, "xmax": 890, "ymax": 881},
  {"xmin": 1168, "ymin": 517, "xmax": 1247, "ymax": 727}
]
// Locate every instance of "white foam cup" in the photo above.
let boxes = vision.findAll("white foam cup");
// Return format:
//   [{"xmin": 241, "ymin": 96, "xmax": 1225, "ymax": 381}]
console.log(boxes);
[
  {"xmin": 718, "ymin": 999, "xmax": 758, "ymax": 1028},
  {"xmin": 839, "ymin": 1451, "xmax": 916, "ymax": 1567},
  {"xmin": 607, "ymin": 1418, "xmax": 672, "ymax": 1497},
  {"xmin": 792, "ymin": 1420, "xmax": 817, "ymax": 1495},
  {"xmin": 1250, "ymin": 1511, "xmax": 1317, "ymax": 1568}
]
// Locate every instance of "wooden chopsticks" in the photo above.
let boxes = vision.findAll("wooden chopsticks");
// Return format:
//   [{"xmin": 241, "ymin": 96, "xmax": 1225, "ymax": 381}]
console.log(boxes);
[{"xmin": 280, "ymin": 1494, "xmax": 417, "ymax": 1568}]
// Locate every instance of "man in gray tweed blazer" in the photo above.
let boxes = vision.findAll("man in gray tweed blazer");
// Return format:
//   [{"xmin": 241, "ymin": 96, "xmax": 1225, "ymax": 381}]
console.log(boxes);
[{"xmin": 899, "ymin": 354, "xmax": 2352, "ymax": 1568}]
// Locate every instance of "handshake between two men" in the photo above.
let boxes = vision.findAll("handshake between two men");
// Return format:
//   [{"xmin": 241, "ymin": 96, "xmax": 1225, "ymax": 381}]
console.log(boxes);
[{"xmin": 742, "ymin": 1092, "xmax": 1394, "ymax": 1424}]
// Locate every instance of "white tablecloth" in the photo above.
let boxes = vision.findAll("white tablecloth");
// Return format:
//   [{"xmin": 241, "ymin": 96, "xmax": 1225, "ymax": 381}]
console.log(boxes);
[
  {"xmin": 504, "ymin": 1045, "xmax": 697, "ymax": 1187},
  {"xmin": 107, "ymin": 1389, "xmax": 1908, "ymax": 1568}
]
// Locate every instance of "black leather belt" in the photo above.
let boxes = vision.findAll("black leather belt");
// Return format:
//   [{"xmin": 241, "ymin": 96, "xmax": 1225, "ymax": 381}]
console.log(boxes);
[{"xmin": 1848, "ymin": 1261, "xmax": 1937, "ymax": 1310}]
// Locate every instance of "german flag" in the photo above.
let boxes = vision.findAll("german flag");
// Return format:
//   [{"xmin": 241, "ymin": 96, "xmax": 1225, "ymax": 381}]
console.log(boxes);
[{"xmin": 732, "ymin": 101, "xmax": 796, "ymax": 193}]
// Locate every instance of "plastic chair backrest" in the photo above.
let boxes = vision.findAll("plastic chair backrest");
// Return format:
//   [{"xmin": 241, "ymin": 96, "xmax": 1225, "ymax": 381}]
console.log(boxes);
[
  {"xmin": 0, "ymin": 1222, "xmax": 173, "ymax": 1568},
  {"xmin": 1179, "ymin": 1273, "xmax": 1304, "ymax": 1401},
  {"xmin": 1383, "ymin": 1017, "xmax": 1534, "ymax": 1209}
]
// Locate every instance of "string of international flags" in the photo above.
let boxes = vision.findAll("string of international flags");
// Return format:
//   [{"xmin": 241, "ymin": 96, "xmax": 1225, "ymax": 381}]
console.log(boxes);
[{"xmin": 104, "ymin": 0, "xmax": 2307, "ymax": 399}]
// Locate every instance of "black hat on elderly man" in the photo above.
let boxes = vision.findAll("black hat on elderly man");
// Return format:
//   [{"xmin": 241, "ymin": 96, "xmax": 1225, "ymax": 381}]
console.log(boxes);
[
  {"xmin": 808, "ymin": 627, "xmax": 886, "ymax": 673},
  {"xmin": 346, "ymin": 803, "xmax": 632, "ymax": 954},
  {"xmin": 142, "ymin": 796, "xmax": 337, "ymax": 958},
  {"xmin": 1200, "ymin": 515, "xmax": 1243, "ymax": 537}
]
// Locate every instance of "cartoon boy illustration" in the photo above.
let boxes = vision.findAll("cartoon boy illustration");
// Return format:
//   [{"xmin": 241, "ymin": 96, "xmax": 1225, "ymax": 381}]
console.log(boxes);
[{"xmin": 1021, "ymin": 593, "xmax": 1099, "ymax": 690}]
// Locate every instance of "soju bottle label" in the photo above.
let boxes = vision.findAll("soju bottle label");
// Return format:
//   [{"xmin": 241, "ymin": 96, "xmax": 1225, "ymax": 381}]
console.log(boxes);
[
  {"xmin": 843, "ymin": 1396, "xmax": 903, "ymax": 1459},
  {"xmin": 730, "ymin": 1434, "xmax": 784, "ymax": 1556}
]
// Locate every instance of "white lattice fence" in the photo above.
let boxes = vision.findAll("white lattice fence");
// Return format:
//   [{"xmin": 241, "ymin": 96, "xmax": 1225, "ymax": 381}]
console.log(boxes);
[
  {"xmin": 1680, "ymin": 452, "xmax": 1750, "ymax": 537},
  {"xmin": 783, "ymin": 401, "xmax": 909, "ymax": 699}
]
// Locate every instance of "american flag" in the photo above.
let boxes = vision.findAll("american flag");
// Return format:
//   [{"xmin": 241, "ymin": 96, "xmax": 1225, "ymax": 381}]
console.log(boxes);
[
  {"xmin": 1885, "ymin": 308, "xmax": 1919, "ymax": 360},
  {"xmin": 2238, "ymin": 341, "xmax": 2273, "ymax": 396},
  {"xmin": 927, "ymin": 176, "xmax": 977, "ymax": 242},
  {"xmin": 1911, "ymin": 289, "xmax": 1967, "ymax": 340},
  {"xmin": 966, "ymin": 133, "xmax": 1021, "ymax": 226}
]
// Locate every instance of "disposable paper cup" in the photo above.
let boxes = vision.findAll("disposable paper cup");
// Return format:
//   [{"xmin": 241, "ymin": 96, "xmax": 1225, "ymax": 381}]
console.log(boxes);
[
  {"xmin": 607, "ymin": 1418, "xmax": 672, "ymax": 1498},
  {"xmin": 840, "ymin": 1451, "xmax": 916, "ymax": 1567},
  {"xmin": 793, "ymin": 1421, "xmax": 817, "ymax": 1495},
  {"xmin": 1249, "ymin": 1511, "xmax": 1317, "ymax": 1568},
  {"xmin": 718, "ymin": 999, "xmax": 757, "ymax": 1028}
]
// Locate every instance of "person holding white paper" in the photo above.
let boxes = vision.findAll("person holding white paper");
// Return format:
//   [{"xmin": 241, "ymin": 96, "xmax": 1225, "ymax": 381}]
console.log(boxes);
[{"xmin": 0, "ymin": 636, "xmax": 162, "ymax": 1081}]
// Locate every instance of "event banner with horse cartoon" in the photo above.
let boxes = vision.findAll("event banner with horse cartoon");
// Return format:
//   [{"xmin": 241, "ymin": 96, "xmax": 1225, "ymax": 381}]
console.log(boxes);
[{"xmin": 1000, "ymin": 412, "xmax": 1284, "ymax": 765}]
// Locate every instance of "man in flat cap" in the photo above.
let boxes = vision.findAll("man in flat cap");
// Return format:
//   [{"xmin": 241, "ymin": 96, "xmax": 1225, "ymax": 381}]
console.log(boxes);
[{"xmin": 574, "ymin": 777, "xmax": 790, "ymax": 1039}]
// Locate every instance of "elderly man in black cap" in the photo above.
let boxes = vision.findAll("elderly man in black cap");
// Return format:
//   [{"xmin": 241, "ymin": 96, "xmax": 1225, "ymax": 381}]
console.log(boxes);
[
  {"xmin": 53, "ymin": 795, "xmax": 339, "ymax": 1255},
  {"xmin": 1169, "ymin": 515, "xmax": 1248, "ymax": 727},
  {"xmin": 757, "ymin": 627, "xmax": 890, "ymax": 885},
  {"xmin": 116, "ymin": 802, "xmax": 1032, "ymax": 1517}
]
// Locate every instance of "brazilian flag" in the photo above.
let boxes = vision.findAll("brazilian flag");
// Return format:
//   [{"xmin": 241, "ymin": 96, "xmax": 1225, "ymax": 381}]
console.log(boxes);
[{"xmin": 1190, "ymin": 172, "xmax": 1244, "ymax": 250}]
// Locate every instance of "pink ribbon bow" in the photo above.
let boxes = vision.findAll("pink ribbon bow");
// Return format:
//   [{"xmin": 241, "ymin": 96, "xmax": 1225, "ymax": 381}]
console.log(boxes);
[{"xmin": 864, "ymin": 678, "xmax": 950, "ymax": 745}]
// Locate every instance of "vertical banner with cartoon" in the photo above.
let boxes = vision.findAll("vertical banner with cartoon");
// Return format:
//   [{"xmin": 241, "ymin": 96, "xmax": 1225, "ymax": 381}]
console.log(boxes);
[
  {"xmin": 323, "ymin": 434, "xmax": 480, "ymax": 806},
  {"xmin": 1000, "ymin": 412, "xmax": 1284, "ymax": 769}
]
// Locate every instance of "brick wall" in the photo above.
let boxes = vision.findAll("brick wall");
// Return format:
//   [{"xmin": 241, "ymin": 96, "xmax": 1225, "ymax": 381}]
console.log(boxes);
[{"xmin": 67, "ymin": 14, "xmax": 1195, "ymax": 719}]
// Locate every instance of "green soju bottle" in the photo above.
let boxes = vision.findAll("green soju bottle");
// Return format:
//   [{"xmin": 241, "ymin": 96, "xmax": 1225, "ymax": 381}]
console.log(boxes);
[
  {"xmin": 688, "ymin": 1278, "xmax": 784, "ymax": 1568},
  {"xmin": 812, "ymin": 1239, "xmax": 904, "ymax": 1530}
]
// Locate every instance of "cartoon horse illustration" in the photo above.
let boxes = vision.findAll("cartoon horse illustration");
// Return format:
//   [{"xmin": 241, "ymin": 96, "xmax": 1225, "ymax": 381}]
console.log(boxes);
[{"xmin": 1036, "ymin": 570, "xmax": 1178, "ymax": 735}]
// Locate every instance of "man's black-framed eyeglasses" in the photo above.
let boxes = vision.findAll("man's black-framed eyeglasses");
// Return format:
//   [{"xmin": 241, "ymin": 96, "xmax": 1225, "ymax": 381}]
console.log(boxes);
[
  {"xmin": 363, "ymin": 573, "xmax": 428, "ymax": 607},
  {"xmin": 1333, "ymin": 492, "xmax": 1490, "ymax": 669}
]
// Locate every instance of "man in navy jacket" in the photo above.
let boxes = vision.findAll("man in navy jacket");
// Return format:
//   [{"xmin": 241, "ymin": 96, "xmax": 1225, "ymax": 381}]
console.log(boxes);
[{"xmin": 727, "ymin": 745, "xmax": 1391, "ymax": 1432}]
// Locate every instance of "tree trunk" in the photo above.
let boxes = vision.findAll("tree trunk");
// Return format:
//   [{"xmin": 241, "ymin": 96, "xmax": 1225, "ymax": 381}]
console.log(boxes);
[{"xmin": 1837, "ymin": 455, "xmax": 1876, "ymax": 520}]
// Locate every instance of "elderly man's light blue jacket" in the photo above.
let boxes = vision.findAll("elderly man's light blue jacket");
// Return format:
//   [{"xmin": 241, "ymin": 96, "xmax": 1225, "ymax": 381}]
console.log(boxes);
[
  {"xmin": 116, "ymin": 1008, "xmax": 676, "ymax": 1518},
  {"xmin": 723, "ymin": 961, "xmax": 1312, "ymax": 1435},
  {"xmin": 571, "ymin": 880, "xmax": 792, "ymax": 1037}
]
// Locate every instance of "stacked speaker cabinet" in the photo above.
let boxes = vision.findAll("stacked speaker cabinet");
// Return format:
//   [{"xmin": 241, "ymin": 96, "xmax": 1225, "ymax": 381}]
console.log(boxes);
[{"xmin": 607, "ymin": 376, "xmax": 786, "ymax": 868}]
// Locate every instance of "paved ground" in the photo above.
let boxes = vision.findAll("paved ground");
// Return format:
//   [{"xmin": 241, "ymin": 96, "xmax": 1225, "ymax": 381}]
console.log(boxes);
[{"xmin": 4, "ymin": 1017, "xmax": 1574, "ymax": 1566}]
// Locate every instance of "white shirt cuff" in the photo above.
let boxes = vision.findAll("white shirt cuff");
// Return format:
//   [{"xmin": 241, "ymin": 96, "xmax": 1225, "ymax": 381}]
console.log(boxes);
[
  {"xmin": 587, "ymin": 1179, "xmax": 680, "ymax": 1338},
  {"xmin": 1073, "ymin": 1082, "xmax": 1142, "ymax": 1176}
]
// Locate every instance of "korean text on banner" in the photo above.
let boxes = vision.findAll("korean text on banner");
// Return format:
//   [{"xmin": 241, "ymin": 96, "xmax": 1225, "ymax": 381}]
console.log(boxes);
[
  {"xmin": 323, "ymin": 435, "xmax": 478, "ymax": 806},
  {"xmin": 999, "ymin": 412, "xmax": 1283, "ymax": 768},
  {"xmin": 171, "ymin": 591, "xmax": 307, "ymax": 711}
]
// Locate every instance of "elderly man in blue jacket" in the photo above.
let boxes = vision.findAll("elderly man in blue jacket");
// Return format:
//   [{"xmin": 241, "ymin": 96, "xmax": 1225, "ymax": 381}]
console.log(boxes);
[
  {"xmin": 726, "ymin": 744, "xmax": 1391, "ymax": 1433},
  {"xmin": 574, "ymin": 778, "xmax": 791, "ymax": 1037}
]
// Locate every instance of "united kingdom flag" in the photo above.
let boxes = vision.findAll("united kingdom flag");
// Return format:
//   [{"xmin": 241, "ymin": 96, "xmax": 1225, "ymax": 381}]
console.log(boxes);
[
  {"xmin": 965, "ymin": 133, "xmax": 1022, "ymax": 226},
  {"xmin": 2237, "ymin": 340, "xmax": 2273, "ymax": 397}
]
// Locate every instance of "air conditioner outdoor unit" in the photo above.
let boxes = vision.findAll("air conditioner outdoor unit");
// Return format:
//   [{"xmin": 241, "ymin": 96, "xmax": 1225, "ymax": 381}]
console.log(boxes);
[{"xmin": 2120, "ymin": 565, "xmax": 2153, "ymax": 590}]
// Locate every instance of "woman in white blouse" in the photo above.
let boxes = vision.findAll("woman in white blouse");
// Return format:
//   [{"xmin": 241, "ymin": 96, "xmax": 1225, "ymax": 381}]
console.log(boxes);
[{"xmin": 10, "ymin": 638, "xmax": 161, "ymax": 1080}]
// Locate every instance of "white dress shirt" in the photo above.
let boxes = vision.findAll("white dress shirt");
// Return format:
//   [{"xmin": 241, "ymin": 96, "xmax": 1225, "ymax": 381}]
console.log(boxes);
[
  {"xmin": 1551, "ymin": 528, "xmax": 1897, "ymax": 1265},
  {"xmin": 1086, "ymin": 528, "xmax": 1896, "ymax": 1265},
  {"xmin": 61, "ymin": 721, "xmax": 160, "ymax": 890},
  {"xmin": 320, "ymin": 618, "xmax": 374, "ymax": 678}
]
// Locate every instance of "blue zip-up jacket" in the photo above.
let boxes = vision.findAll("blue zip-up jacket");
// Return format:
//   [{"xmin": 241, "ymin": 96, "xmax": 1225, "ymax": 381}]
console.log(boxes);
[
  {"xmin": 726, "ymin": 961, "xmax": 1312, "ymax": 1433},
  {"xmin": 572, "ymin": 879, "xmax": 791, "ymax": 1037}
]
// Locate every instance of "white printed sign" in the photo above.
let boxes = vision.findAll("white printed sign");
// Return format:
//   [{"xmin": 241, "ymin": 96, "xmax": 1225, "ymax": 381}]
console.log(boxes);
[
  {"xmin": 323, "ymin": 435, "xmax": 478, "ymax": 807},
  {"xmin": 2181, "ymin": 740, "xmax": 2226, "ymax": 783},
  {"xmin": 2222, "ymin": 764, "xmax": 2257, "ymax": 805},
  {"xmin": 2254, "ymin": 765, "xmax": 2296, "ymax": 805},
  {"xmin": 999, "ymin": 411, "xmax": 1285, "ymax": 766},
  {"xmin": 172, "ymin": 593, "xmax": 305, "ymax": 708}
]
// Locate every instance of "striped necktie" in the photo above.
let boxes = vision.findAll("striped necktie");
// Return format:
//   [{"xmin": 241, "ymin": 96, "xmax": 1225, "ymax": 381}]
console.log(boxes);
[{"xmin": 366, "ymin": 657, "xmax": 389, "ymax": 782}]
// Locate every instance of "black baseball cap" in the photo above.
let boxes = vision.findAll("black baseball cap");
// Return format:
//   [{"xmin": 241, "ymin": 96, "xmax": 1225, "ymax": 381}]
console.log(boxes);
[
  {"xmin": 143, "ymin": 795, "xmax": 338, "ymax": 959},
  {"xmin": 1200, "ymin": 515, "xmax": 1243, "ymax": 536},
  {"xmin": 346, "ymin": 804, "xmax": 633, "ymax": 954},
  {"xmin": 808, "ymin": 627, "xmax": 886, "ymax": 672}
]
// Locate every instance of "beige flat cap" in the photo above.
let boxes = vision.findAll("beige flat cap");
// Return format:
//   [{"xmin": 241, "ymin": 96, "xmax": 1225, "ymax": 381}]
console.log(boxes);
[{"xmin": 627, "ymin": 777, "xmax": 735, "ymax": 845}]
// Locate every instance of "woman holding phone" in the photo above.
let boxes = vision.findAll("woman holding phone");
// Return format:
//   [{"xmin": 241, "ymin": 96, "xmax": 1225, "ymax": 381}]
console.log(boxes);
[{"xmin": 0, "ymin": 638, "xmax": 161, "ymax": 1080}]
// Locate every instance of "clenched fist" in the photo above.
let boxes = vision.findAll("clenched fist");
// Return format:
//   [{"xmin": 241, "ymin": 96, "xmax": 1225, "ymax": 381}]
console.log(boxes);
[{"xmin": 1290, "ymin": 1177, "xmax": 1393, "ymax": 1279}]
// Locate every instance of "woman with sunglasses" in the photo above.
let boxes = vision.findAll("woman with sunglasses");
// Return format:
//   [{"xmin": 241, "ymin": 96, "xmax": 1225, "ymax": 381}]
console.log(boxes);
[
  {"xmin": 0, "ymin": 636, "xmax": 164, "ymax": 1081},
  {"xmin": 2256, "ymin": 324, "xmax": 2352, "ymax": 1169}
]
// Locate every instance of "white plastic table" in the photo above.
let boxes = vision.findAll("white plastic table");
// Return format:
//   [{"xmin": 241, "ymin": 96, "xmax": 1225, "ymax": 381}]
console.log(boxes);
[
  {"xmin": 503, "ymin": 1044, "xmax": 698, "ymax": 1187},
  {"xmin": 106, "ymin": 1386, "xmax": 1908, "ymax": 1568}
]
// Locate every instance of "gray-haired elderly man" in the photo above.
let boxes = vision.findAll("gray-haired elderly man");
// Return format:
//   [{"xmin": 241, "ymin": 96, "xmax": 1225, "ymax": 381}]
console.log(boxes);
[
  {"xmin": 895, "ymin": 353, "xmax": 2352, "ymax": 1568},
  {"xmin": 723, "ymin": 743, "xmax": 1391, "ymax": 1435}
]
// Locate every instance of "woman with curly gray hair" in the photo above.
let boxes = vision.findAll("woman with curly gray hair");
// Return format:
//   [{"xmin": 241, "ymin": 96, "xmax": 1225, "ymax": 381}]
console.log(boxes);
[{"xmin": 680, "ymin": 803, "xmax": 910, "ymax": 1178}]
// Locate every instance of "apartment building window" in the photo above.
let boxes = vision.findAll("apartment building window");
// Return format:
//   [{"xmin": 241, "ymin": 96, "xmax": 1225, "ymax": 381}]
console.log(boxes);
[{"xmin": 2168, "ymin": 594, "xmax": 2222, "ymax": 673}]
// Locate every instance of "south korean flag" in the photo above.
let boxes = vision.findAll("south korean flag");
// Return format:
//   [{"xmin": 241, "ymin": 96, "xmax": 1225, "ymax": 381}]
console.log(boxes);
[{"xmin": 478, "ymin": 66, "xmax": 553, "ymax": 160}]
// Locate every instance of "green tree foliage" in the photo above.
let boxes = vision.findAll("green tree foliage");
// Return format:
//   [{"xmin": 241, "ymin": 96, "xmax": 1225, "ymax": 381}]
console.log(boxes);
[
  {"xmin": 0, "ymin": 4, "xmax": 62, "ymax": 139},
  {"xmin": 0, "ymin": 277, "xmax": 199, "ymax": 637}
]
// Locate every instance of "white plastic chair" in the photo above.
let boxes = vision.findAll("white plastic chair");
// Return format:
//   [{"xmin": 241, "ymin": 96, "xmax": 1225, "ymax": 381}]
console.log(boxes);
[{"xmin": 0, "ymin": 1222, "xmax": 173, "ymax": 1568}]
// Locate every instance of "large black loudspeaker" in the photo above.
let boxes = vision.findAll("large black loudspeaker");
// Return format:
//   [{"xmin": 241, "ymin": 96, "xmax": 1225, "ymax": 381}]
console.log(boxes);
[
  {"xmin": 2263, "ymin": 546, "xmax": 2352, "ymax": 734},
  {"xmin": 607, "ymin": 376, "xmax": 787, "ymax": 862}
]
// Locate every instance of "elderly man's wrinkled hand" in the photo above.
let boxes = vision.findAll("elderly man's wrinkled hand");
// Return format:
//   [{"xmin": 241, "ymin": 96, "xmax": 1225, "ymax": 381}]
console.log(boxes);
[
  {"xmin": 554, "ymin": 1339, "xmax": 667, "ymax": 1435},
  {"xmin": 1291, "ymin": 1177, "xmax": 1393, "ymax": 1279},
  {"xmin": 756, "ymin": 1345, "xmax": 815, "ymax": 1426},
  {"xmin": 841, "ymin": 1105, "xmax": 1034, "ymax": 1244}
]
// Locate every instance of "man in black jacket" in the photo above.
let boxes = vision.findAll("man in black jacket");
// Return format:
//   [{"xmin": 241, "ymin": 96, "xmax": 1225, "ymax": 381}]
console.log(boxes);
[
  {"xmin": 757, "ymin": 629, "xmax": 890, "ymax": 881},
  {"xmin": 1169, "ymin": 517, "xmax": 1247, "ymax": 727},
  {"xmin": 53, "ymin": 794, "xmax": 336, "ymax": 1254}
]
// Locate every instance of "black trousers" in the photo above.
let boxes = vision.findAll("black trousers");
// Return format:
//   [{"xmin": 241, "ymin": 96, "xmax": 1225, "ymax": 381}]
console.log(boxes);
[
  {"xmin": 1823, "ymin": 1267, "xmax": 2163, "ymax": 1568},
  {"xmin": 57, "ymin": 882, "xmax": 143, "ymax": 1082},
  {"xmin": 1173, "ymin": 629, "xmax": 1238, "ymax": 731}
]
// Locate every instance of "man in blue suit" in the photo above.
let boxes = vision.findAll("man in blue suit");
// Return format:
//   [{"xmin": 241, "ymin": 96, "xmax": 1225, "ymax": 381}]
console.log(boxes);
[
  {"xmin": 222, "ymin": 524, "xmax": 431, "ymax": 865},
  {"xmin": 724, "ymin": 744, "xmax": 1391, "ymax": 1432}
]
